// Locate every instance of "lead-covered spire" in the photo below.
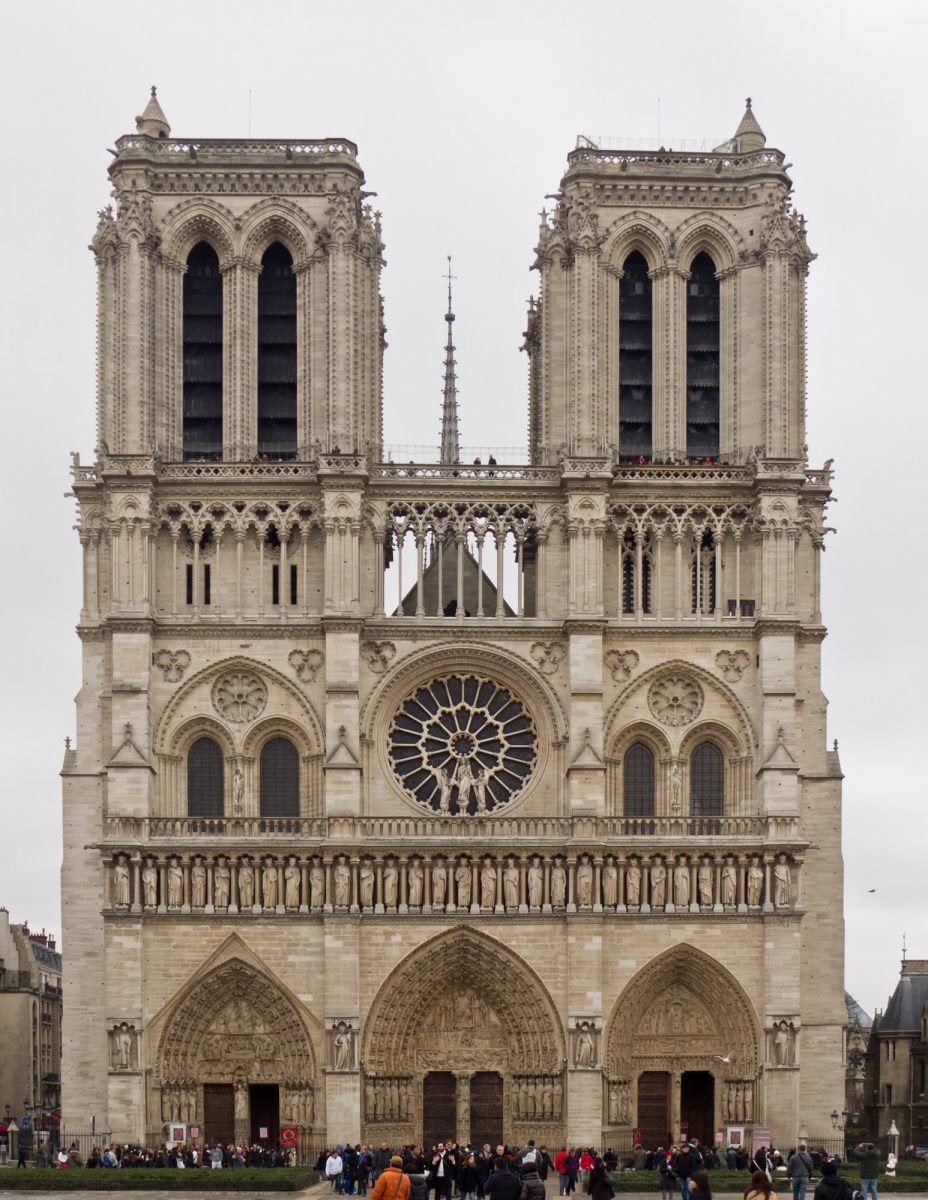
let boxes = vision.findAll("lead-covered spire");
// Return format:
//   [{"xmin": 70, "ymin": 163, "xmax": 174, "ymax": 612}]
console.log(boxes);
[{"xmin": 440, "ymin": 256, "xmax": 461, "ymax": 465}]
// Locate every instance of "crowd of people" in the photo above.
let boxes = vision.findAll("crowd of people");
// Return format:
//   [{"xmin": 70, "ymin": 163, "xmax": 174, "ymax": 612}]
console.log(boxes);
[{"xmin": 52, "ymin": 1140, "xmax": 298, "ymax": 1168}]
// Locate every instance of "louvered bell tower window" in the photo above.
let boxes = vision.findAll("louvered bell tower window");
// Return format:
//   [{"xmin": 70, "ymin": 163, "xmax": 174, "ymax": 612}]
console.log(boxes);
[
  {"xmin": 187, "ymin": 736, "xmax": 224, "ymax": 817},
  {"xmin": 690, "ymin": 741, "xmax": 723, "ymax": 816},
  {"xmin": 623, "ymin": 742, "xmax": 655, "ymax": 816},
  {"xmin": 258, "ymin": 242, "xmax": 297, "ymax": 460},
  {"xmin": 182, "ymin": 243, "xmax": 223, "ymax": 461},
  {"xmin": 686, "ymin": 252, "xmax": 720, "ymax": 460},
  {"xmin": 259, "ymin": 737, "xmax": 299, "ymax": 817},
  {"xmin": 619, "ymin": 251, "xmax": 653, "ymax": 462}
]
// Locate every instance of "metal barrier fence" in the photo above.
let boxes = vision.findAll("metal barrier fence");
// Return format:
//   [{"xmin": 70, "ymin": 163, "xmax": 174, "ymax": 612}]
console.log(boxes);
[{"xmin": 59, "ymin": 1129, "xmax": 113, "ymax": 1162}]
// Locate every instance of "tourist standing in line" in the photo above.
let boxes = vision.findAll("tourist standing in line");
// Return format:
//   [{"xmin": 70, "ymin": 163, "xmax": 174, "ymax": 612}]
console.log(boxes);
[
  {"xmin": 370, "ymin": 1156, "xmax": 412, "ymax": 1200},
  {"xmin": 520, "ymin": 1161, "xmax": 546, "ymax": 1200},
  {"xmin": 327, "ymin": 1147, "xmax": 345, "ymax": 1194},
  {"xmin": 787, "ymin": 1144, "xmax": 815, "ymax": 1200}
]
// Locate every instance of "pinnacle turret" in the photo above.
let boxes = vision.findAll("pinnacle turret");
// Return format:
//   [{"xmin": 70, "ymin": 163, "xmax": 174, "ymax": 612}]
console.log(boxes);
[
  {"xmin": 135, "ymin": 85, "xmax": 170, "ymax": 139},
  {"xmin": 439, "ymin": 256, "xmax": 461, "ymax": 465},
  {"xmin": 734, "ymin": 97, "xmax": 765, "ymax": 152}
]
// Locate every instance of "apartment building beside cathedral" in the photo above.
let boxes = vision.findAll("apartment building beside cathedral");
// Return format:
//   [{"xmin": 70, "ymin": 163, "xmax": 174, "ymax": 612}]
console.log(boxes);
[{"xmin": 61, "ymin": 90, "xmax": 846, "ymax": 1153}]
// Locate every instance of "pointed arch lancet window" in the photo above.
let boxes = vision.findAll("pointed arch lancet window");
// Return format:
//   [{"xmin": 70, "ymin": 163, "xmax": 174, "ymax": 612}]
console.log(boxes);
[
  {"xmin": 260, "ymin": 736, "xmax": 299, "ymax": 818},
  {"xmin": 187, "ymin": 736, "xmax": 224, "ymax": 817},
  {"xmin": 183, "ymin": 242, "xmax": 223, "ymax": 461},
  {"xmin": 619, "ymin": 251, "xmax": 653, "ymax": 462},
  {"xmin": 686, "ymin": 251, "xmax": 720, "ymax": 460},
  {"xmin": 690, "ymin": 741, "xmax": 723, "ymax": 817},
  {"xmin": 258, "ymin": 242, "xmax": 297, "ymax": 460},
  {"xmin": 623, "ymin": 743, "xmax": 655, "ymax": 817}
]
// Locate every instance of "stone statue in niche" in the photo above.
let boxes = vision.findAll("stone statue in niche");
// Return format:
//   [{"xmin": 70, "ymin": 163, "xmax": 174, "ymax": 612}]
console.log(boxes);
[
  {"xmin": 191, "ymin": 858, "xmax": 207, "ymax": 908},
  {"xmin": 670, "ymin": 761, "xmax": 683, "ymax": 815},
  {"xmin": 747, "ymin": 856, "xmax": 764, "ymax": 906},
  {"xmin": 673, "ymin": 857, "xmax": 690, "ymax": 907},
  {"xmin": 332, "ymin": 1021, "xmax": 354, "ymax": 1070},
  {"xmin": 167, "ymin": 858, "xmax": 183, "ymax": 908},
  {"xmin": 232, "ymin": 767, "xmax": 245, "ymax": 815},
  {"xmin": 744, "ymin": 1080, "xmax": 754, "ymax": 1121},
  {"xmin": 772, "ymin": 1019, "xmax": 796, "ymax": 1065},
  {"xmin": 650, "ymin": 858, "xmax": 666, "ymax": 907},
  {"xmin": 721, "ymin": 856, "xmax": 737, "ymax": 906},
  {"xmin": 432, "ymin": 858, "xmax": 447, "ymax": 907},
  {"xmin": 574, "ymin": 1020, "xmax": 596, "ymax": 1068},
  {"xmin": 774, "ymin": 854, "xmax": 792, "ymax": 906},
  {"xmin": 481, "ymin": 858, "xmax": 497, "ymax": 908},
  {"xmin": 285, "ymin": 857, "xmax": 301, "ymax": 908},
  {"xmin": 238, "ymin": 857, "xmax": 255, "ymax": 907},
  {"xmin": 602, "ymin": 857, "xmax": 618, "ymax": 907},
  {"xmin": 359, "ymin": 859, "xmax": 375, "ymax": 908},
  {"xmin": 576, "ymin": 857, "xmax": 593, "ymax": 907},
  {"xmin": 455, "ymin": 858, "xmax": 471, "ymax": 907},
  {"xmin": 114, "ymin": 856, "xmax": 130, "ymax": 907},
  {"xmin": 472, "ymin": 766, "xmax": 489, "ymax": 813},
  {"xmin": 214, "ymin": 857, "xmax": 230, "ymax": 907},
  {"xmin": 697, "ymin": 858, "xmax": 713, "ymax": 907},
  {"xmin": 626, "ymin": 859, "xmax": 641, "ymax": 905},
  {"xmin": 408, "ymin": 859, "xmax": 424, "ymax": 907},
  {"xmin": 527, "ymin": 856, "xmax": 543, "ymax": 908},
  {"xmin": 455, "ymin": 760, "xmax": 474, "ymax": 810},
  {"xmin": 334, "ymin": 858, "xmax": 351, "ymax": 908},
  {"xmin": 310, "ymin": 861, "xmax": 325, "ymax": 909},
  {"xmin": 142, "ymin": 857, "xmax": 158, "ymax": 907},
  {"xmin": 503, "ymin": 859, "xmax": 519, "ymax": 909},
  {"xmin": 263, "ymin": 858, "xmax": 279, "ymax": 908},
  {"xmin": 436, "ymin": 767, "xmax": 454, "ymax": 814},
  {"xmin": 109, "ymin": 1021, "xmax": 137, "ymax": 1071},
  {"xmin": 551, "ymin": 858, "xmax": 566, "ymax": 908},
  {"xmin": 383, "ymin": 860, "xmax": 398, "ymax": 908}
]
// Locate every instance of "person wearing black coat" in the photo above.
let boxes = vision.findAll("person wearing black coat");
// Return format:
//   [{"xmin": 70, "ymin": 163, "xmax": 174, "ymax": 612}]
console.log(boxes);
[
  {"xmin": 485, "ymin": 1160, "xmax": 522, "ymax": 1200},
  {"xmin": 520, "ymin": 1165, "xmax": 547, "ymax": 1200},
  {"xmin": 813, "ymin": 1162, "xmax": 852, "ymax": 1200}
]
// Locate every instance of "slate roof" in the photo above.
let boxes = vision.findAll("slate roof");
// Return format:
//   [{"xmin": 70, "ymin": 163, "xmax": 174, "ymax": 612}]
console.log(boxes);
[
  {"xmin": 878, "ymin": 963, "xmax": 928, "ymax": 1034},
  {"xmin": 845, "ymin": 990, "xmax": 873, "ymax": 1030}
]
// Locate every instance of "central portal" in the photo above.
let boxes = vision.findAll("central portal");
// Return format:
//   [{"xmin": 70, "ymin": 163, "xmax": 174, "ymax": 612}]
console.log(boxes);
[
  {"xmin": 470, "ymin": 1072, "xmax": 503, "ymax": 1148},
  {"xmin": 423, "ymin": 1072, "xmax": 457, "ymax": 1147}
]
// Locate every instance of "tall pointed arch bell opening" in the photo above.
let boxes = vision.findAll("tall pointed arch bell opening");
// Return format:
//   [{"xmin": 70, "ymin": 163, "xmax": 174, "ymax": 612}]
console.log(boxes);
[
  {"xmin": 686, "ymin": 251, "xmax": 720, "ymax": 460},
  {"xmin": 258, "ymin": 242, "xmax": 297, "ymax": 460},
  {"xmin": 619, "ymin": 250, "xmax": 653, "ymax": 462},
  {"xmin": 183, "ymin": 242, "xmax": 223, "ymax": 461}
]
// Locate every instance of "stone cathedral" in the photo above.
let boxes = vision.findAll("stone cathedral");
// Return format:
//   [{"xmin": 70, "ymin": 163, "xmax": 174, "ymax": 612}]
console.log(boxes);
[{"xmin": 62, "ymin": 91, "xmax": 846, "ymax": 1152}]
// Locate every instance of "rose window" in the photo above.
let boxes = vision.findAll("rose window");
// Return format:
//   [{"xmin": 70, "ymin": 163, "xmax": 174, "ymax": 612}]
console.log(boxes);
[
  {"xmin": 648, "ymin": 674, "xmax": 704, "ymax": 726},
  {"xmin": 212, "ymin": 671, "xmax": 268, "ymax": 723},
  {"xmin": 388, "ymin": 674, "xmax": 537, "ymax": 815}
]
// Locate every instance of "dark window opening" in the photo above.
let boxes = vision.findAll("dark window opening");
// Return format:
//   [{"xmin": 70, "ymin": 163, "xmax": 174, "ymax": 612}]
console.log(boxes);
[
  {"xmin": 624, "ymin": 742, "xmax": 655, "ymax": 817},
  {"xmin": 690, "ymin": 741, "xmax": 723, "ymax": 817},
  {"xmin": 260, "ymin": 737, "xmax": 299, "ymax": 817},
  {"xmin": 271, "ymin": 564, "xmax": 280, "ymax": 605},
  {"xmin": 258, "ymin": 242, "xmax": 297, "ymax": 460},
  {"xmin": 691, "ymin": 531, "xmax": 717, "ymax": 615},
  {"xmin": 185, "ymin": 563, "xmax": 193, "ymax": 606},
  {"xmin": 183, "ymin": 242, "xmax": 223, "ymax": 461},
  {"xmin": 727, "ymin": 598, "xmax": 756, "ymax": 617},
  {"xmin": 203, "ymin": 564, "xmax": 211, "ymax": 606},
  {"xmin": 686, "ymin": 252, "xmax": 720, "ymax": 460},
  {"xmin": 619, "ymin": 251, "xmax": 653, "ymax": 462},
  {"xmin": 290, "ymin": 564, "xmax": 298, "ymax": 605},
  {"xmin": 188, "ymin": 736, "xmax": 224, "ymax": 817}
]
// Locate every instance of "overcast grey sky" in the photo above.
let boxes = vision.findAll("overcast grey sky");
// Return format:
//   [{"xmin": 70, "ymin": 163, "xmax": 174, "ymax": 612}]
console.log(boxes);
[{"xmin": 0, "ymin": 0, "xmax": 924, "ymax": 1019}]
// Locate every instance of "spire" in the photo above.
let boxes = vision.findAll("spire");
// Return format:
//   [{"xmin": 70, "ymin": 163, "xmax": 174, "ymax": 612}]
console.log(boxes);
[
  {"xmin": 734, "ymin": 97, "xmax": 765, "ymax": 152},
  {"xmin": 439, "ymin": 256, "xmax": 461, "ymax": 465},
  {"xmin": 135, "ymin": 85, "xmax": 171, "ymax": 139}
]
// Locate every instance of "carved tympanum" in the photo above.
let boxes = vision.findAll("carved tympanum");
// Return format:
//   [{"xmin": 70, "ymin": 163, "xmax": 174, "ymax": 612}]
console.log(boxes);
[
  {"xmin": 387, "ymin": 673, "xmax": 537, "ymax": 815},
  {"xmin": 648, "ymin": 674, "xmax": 704, "ymax": 726},
  {"xmin": 212, "ymin": 670, "xmax": 268, "ymax": 722}
]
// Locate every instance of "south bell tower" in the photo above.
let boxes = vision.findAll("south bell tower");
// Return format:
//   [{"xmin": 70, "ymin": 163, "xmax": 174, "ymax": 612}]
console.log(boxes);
[{"xmin": 63, "ymin": 95, "xmax": 844, "ymax": 1152}]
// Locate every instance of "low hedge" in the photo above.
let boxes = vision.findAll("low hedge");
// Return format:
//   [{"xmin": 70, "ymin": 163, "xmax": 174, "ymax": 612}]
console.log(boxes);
[
  {"xmin": 0, "ymin": 1166, "xmax": 319, "ymax": 1191},
  {"xmin": 609, "ymin": 1169, "xmax": 928, "ymax": 1194}
]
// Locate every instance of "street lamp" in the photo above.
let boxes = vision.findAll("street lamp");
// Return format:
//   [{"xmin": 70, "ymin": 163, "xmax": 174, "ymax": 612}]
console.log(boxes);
[{"xmin": 831, "ymin": 1110, "xmax": 857, "ymax": 1130}]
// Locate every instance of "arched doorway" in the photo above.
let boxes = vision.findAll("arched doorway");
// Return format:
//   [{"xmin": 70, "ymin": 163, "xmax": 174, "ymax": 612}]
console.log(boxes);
[
  {"xmin": 604, "ymin": 946, "xmax": 759, "ymax": 1145},
  {"xmin": 361, "ymin": 928, "xmax": 566, "ymax": 1146},
  {"xmin": 154, "ymin": 958, "xmax": 318, "ymax": 1145}
]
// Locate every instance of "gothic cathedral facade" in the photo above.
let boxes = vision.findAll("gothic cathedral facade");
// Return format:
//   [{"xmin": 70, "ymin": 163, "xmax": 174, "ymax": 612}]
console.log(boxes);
[{"xmin": 62, "ymin": 91, "xmax": 845, "ymax": 1151}]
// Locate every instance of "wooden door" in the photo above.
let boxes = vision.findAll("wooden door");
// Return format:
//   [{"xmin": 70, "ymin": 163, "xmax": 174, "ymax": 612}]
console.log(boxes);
[
  {"xmin": 203, "ymin": 1083, "xmax": 235, "ymax": 1145},
  {"xmin": 637, "ymin": 1071, "xmax": 671, "ymax": 1148},
  {"xmin": 470, "ymin": 1072, "xmax": 503, "ymax": 1149},
  {"xmin": 423, "ymin": 1072, "xmax": 457, "ymax": 1149}
]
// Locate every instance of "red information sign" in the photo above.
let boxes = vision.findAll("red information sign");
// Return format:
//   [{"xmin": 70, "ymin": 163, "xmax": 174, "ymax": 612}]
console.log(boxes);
[
  {"xmin": 752, "ymin": 1127, "xmax": 772, "ymax": 1152},
  {"xmin": 280, "ymin": 1126, "xmax": 298, "ymax": 1146},
  {"xmin": 190, "ymin": 1126, "xmax": 200, "ymax": 1140}
]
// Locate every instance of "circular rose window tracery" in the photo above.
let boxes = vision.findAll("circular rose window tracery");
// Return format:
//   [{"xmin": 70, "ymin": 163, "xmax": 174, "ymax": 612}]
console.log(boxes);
[
  {"xmin": 388, "ymin": 674, "xmax": 538, "ymax": 815},
  {"xmin": 212, "ymin": 670, "xmax": 268, "ymax": 723},
  {"xmin": 648, "ymin": 673, "xmax": 704, "ymax": 726}
]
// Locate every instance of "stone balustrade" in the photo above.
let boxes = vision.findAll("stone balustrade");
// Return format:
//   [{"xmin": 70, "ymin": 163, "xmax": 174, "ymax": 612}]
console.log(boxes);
[{"xmin": 104, "ymin": 847, "xmax": 802, "ymax": 917}]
